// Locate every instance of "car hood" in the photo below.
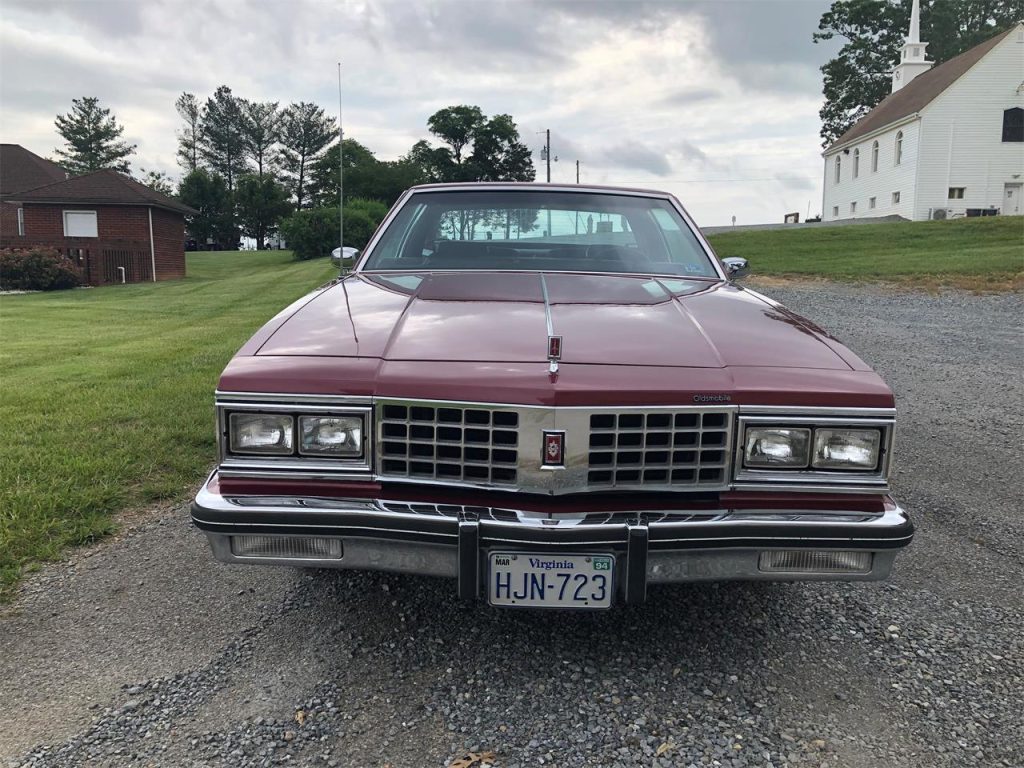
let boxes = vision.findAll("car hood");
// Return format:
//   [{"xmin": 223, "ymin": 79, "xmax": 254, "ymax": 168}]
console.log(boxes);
[{"xmin": 255, "ymin": 271, "xmax": 857, "ymax": 371}]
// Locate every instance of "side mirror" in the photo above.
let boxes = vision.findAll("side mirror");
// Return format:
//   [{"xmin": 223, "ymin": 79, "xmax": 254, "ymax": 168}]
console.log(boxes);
[{"xmin": 721, "ymin": 257, "xmax": 749, "ymax": 280}]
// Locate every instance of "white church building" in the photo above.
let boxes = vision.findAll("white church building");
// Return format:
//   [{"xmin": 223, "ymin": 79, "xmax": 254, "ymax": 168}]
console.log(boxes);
[{"xmin": 822, "ymin": 3, "xmax": 1024, "ymax": 222}]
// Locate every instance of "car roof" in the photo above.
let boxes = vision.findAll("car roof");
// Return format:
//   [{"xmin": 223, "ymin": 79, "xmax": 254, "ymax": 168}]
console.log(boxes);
[{"xmin": 406, "ymin": 182, "xmax": 674, "ymax": 199}]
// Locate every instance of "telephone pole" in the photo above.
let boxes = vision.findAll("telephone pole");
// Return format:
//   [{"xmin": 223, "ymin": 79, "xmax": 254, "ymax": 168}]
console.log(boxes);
[
  {"xmin": 546, "ymin": 129, "xmax": 551, "ymax": 183},
  {"xmin": 576, "ymin": 160, "xmax": 580, "ymax": 183},
  {"xmin": 337, "ymin": 62, "xmax": 344, "ymax": 276}
]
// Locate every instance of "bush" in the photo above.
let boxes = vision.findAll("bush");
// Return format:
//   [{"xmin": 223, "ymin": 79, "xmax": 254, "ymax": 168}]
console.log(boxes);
[
  {"xmin": 0, "ymin": 248, "xmax": 83, "ymax": 291},
  {"xmin": 278, "ymin": 198, "xmax": 389, "ymax": 261}
]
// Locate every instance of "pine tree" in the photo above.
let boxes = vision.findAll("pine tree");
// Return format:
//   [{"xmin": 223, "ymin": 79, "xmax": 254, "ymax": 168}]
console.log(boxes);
[
  {"xmin": 53, "ymin": 97, "xmax": 136, "ymax": 174},
  {"xmin": 278, "ymin": 102, "xmax": 337, "ymax": 210},
  {"xmin": 239, "ymin": 100, "xmax": 280, "ymax": 179},
  {"xmin": 175, "ymin": 92, "xmax": 203, "ymax": 173},
  {"xmin": 200, "ymin": 86, "xmax": 248, "ymax": 192}
]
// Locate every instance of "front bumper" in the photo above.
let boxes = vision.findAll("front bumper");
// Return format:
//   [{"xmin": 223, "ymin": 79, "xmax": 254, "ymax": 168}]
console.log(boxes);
[{"xmin": 191, "ymin": 472, "xmax": 913, "ymax": 603}]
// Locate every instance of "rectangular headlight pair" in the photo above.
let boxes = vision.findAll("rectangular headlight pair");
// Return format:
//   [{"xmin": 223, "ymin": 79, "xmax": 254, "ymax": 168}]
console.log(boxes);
[
  {"xmin": 228, "ymin": 413, "xmax": 364, "ymax": 458},
  {"xmin": 744, "ymin": 427, "xmax": 881, "ymax": 471}
]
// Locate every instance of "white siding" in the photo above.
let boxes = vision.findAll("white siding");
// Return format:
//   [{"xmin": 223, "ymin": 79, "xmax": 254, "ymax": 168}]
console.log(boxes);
[
  {"xmin": 914, "ymin": 29, "xmax": 1024, "ymax": 220},
  {"xmin": 822, "ymin": 120, "xmax": 920, "ymax": 221}
]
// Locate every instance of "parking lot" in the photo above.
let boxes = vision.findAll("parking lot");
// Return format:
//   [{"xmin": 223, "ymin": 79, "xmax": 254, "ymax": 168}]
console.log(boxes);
[{"xmin": 2, "ymin": 282, "xmax": 1021, "ymax": 768}]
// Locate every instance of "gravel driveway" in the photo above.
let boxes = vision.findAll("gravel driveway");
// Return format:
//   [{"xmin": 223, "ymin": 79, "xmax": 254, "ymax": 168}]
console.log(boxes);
[{"xmin": 2, "ymin": 282, "xmax": 1022, "ymax": 768}]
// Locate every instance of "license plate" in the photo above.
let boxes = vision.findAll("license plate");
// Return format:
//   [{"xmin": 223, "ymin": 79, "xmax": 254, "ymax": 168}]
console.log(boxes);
[{"xmin": 488, "ymin": 552, "xmax": 614, "ymax": 609}]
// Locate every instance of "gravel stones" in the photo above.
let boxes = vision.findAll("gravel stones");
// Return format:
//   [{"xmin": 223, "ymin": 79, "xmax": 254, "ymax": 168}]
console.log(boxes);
[{"xmin": 3, "ymin": 283, "xmax": 1022, "ymax": 768}]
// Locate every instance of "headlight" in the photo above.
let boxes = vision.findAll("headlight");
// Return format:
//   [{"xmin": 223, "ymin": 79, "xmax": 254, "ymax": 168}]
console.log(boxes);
[
  {"xmin": 229, "ymin": 413, "xmax": 294, "ymax": 455},
  {"xmin": 813, "ymin": 428, "xmax": 880, "ymax": 470},
  {"xmin": 299, "ymin": 415, "xmax": 364, "ymax": 457},
  {"xmin": 744, "ymin": 427, "xmax": 810, "ymax": 468}
]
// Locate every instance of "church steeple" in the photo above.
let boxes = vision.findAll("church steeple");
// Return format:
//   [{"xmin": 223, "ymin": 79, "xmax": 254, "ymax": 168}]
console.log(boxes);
[{"xmin": 892, "ymin": 0, "xmax": 932, "ymax": 92}]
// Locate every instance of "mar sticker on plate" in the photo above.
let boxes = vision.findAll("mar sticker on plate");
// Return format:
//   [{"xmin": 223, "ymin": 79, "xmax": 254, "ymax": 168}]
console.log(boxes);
[{"xmin": 488, "ymin": 552, "xmax": 614, "ymax": 609}]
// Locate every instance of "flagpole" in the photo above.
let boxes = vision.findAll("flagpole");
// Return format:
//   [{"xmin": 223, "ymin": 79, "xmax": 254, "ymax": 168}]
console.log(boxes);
[{"xmin": 337, "ymin": 62, "xmax": 344, "ymax": 276}]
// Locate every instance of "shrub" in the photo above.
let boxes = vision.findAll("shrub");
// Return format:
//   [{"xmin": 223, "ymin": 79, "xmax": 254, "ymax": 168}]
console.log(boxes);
[
  {"xmin": 0, "ymin": 247, "xmax": 83, "ymax": 291},
  {"xmin": 278, "ymin": 198, "xmax": 389, "ymax": 261}
]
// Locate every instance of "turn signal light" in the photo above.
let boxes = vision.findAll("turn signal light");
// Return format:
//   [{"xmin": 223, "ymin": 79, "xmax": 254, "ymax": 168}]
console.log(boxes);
[
  {"xmin": 758, "ymin": 550, "xmax": 871, "ymax": 574},
  {"xmin": 230, "ymin": 535, "xmax": 343, "ymax": 560}
]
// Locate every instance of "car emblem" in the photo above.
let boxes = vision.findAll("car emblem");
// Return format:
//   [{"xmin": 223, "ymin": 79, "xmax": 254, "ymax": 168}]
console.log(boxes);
[
  {"xmin": 542, "ymin": 430, "xmax": 565, "ymax": 467},
  {"xmin": 548, "ymin": 335, "xmax": 562, "ymax": 361}
]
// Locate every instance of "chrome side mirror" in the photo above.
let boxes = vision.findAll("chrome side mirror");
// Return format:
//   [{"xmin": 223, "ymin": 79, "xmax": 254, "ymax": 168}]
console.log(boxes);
[{"xmin": 722, "ymin": 257, "xmax": 749, "ymax": 280}]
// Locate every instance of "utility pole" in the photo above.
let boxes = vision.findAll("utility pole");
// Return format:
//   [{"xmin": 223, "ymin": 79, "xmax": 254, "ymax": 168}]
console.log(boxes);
[
  {"xmin": 546, "ymin": 129, "xmax": 551, "ymax": 183},
  {"xmin": 576, "ymin": 160, "xmax": 580, "ymax": 184},
  {"xmin": 337, "ymin": 62, "xmax": 345, "ymax": 276}
]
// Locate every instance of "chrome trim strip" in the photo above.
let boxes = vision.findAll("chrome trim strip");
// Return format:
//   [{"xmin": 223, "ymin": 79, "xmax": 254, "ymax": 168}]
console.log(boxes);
[
  {"xmin": 739, "ymin": 406, "xmax": 896, "ymax": 417},
  {"xmin": 216, "ymin": 391, "xmax": 373, "ymax": 405}
]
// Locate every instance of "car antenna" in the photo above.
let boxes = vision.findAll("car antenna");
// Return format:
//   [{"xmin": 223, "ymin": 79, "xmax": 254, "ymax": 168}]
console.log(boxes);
[{"xmin": 337, "ymin": 61, "xmax": 345, "ymax": 278}]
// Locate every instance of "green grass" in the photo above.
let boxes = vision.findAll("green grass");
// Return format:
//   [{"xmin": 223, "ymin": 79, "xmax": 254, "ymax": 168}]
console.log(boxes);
[
  {"xmin": 706, "ymin": 216, "xmax": 1024, "ymax": 290},
  {"xmin": 0, "ymin": 251, "xmax": 336, "ymax": 600}
]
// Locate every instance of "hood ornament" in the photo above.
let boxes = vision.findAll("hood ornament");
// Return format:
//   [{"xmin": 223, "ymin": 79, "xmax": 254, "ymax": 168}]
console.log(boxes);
[{"xmin": 548, "ymin": 335, "xmax": 562, "ymax": 375}]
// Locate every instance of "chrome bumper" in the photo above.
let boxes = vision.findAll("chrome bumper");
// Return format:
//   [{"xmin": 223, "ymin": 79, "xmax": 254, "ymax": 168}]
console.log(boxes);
[{"xmin": 191, "ymin": 473, "xmax": 913, "ymax": 603}]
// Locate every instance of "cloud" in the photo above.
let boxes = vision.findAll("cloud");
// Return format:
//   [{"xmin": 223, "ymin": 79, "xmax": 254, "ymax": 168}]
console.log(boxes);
[
  {"xmin": 599, "ymin": 141, "xmax": 672, "ymax": 177},
  {"xmin": 0, "ymin": 0, "xmax": 839, "ymax": 226}
]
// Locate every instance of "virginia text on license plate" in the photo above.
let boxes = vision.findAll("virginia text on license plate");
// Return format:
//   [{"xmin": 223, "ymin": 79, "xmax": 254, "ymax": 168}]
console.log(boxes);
[{"xmin": 488, "ymin": 552, "xmax": 614, "ymax": 609}]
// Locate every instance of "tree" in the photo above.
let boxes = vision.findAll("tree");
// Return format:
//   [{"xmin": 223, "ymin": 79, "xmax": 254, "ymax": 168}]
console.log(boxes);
[
  {"xmin": 175, "ymin": 92, "xmax": 203, "ymax": 173},
  {"xmin": 200, "ymin": 86, "xmax": 248, "ymax": 192},
  {"xmin": 427, "ymin": 105, "xmax": 485, "ymax": 165},
  {"xmin": 278, "ymin": 102, "xmax": 337, "ymax": 210},
  {"xmin": 307, "ymin": 139, "xmax": 422, "ymax": 208},
  {"xmin": 239, "ymin": 100, "xmax": 280, "ymax": 179},
  {"xmin": 234, "ymin": 173, "xmax": 291, "ymax": 250},
  {"xmin": 420, "ymin": 105, "xmax": 534, "ymax": 182},
  {"xmin": 177, "ymin": 169, "xmax": 237, "ymax": 249},
  {"xmin": 815, "ymin": 0, "xmax": 1020, "ymax": 146},
  {"xmin": 279, "ymin": 198, "xmax": 388, "ymax": 261},
  {"xmin": 53, "ymin": 97, "xmax": 136, "ymax": 174},
  {"xmin": 138, "ymin": 168, "xmax": 174, "ymax": 196}
]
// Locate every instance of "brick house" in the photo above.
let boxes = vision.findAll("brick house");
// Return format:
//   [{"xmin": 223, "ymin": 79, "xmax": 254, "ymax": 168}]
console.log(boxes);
[{"xmin": 1, "ymin": 144, "xmax": 196, "ymax": 285}]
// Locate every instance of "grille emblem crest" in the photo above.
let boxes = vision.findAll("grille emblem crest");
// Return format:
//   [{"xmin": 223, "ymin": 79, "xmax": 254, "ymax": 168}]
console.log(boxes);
[{"xmin": 543, "ymin": 430, "xmax": 565, "ymax": 467}]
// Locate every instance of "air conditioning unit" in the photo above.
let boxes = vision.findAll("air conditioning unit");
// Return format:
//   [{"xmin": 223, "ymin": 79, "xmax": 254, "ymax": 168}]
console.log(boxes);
[{"xmin": 932, "ymin": 208, "xmax": 948, "ymax": 220}]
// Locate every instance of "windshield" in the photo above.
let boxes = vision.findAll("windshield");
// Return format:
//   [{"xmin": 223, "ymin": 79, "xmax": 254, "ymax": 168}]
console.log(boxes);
[{"xmin": 361, "ymin": 190, "xmax": 720, "ymax": 278}]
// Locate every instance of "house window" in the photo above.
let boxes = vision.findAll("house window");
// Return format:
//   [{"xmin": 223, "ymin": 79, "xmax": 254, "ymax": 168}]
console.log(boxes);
[
  {"xmin": 850, "ymin": 201, "xmax": 857, "ymax": 213},
  {"xmin": 17, "ymin": 207, "xmax": 24, "ymax": 236},
  {"xmin": 869, "ymin": 197, "xmax": 876, "ymax": 209},
  {"xmin": 853, "ymin": 149, "xmax": 860, "ymax": 178},
  {"xmin": 871, "ymin": 141, "xmax": 879, "ymax": 172},
  {"xmin": 949, "ymin": 187, "xmax": 966, "ymax": 199},
  {"xmin": 895, "ymin": 131, "xmax": 903, "ymax": 165},
  {"xmin": 63, "ymin": 210, "xmax": 98, "ymax": 238},
  {"xmin": 892, "ymin": 191, "xmax": 901, "ymax": 205},
  {"xmin": 832, "ymin": 206, "xmax": 839, "ymax": 218},
  {"xmin": 1002, "ymin": 107, "xmax": 1023, "ymax": 142},
  {"xmin": 834, "ymin": 155, "xmax": 841, "ymax": 184}
]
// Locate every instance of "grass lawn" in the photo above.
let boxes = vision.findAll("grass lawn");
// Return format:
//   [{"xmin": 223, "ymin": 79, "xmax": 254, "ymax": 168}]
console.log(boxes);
[
  {"xmin": 0, "ymin": 251, "xmax": 336, "ymax": 600},
  {"xmin": 705, "ymin": 216, "xmax": 1024, "ymax": 290}
]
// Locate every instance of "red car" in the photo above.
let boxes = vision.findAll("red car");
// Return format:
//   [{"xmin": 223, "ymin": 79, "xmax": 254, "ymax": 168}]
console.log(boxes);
[{"xmin": 192, "ymin": 183, "xmax": 912, "ymax": 609}]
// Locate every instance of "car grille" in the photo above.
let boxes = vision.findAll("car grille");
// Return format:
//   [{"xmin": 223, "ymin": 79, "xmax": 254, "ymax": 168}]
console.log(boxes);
[
  {"xmin": 378, "ymin": 404, "xmax": 519, "ymax": 485},
  {"xmin": 587, "ymin": 411, "xmax": 731, "ymax": 489}
]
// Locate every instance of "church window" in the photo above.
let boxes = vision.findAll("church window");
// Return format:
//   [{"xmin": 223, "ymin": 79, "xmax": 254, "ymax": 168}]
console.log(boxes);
[
  {"xmin": 832, "ymin": 206, "xmax": 839, "ymax": 218},
  {"xmin": 853, "ymin": 149, "xmax": 860, "ymax": 177},
  {"xmin": 869, "ymin": 197, "xmax": 876, "ymax": 209},
  {"xmin": 871, "ymin": 141, "xmax": 879, "ymax": 172},
  {"xmin": 1003, "ymin": 108, "xmax": 1023, "ymax": 142},
  {"xmin": 834, "ymin": 155, "xmax": 841, "ymax": 184},
  {"xmin": 892, "ymin": 191, "xmax": 901, "ymax": 205},
  {"xmin": 949, "ymin": 187, "xmax": 965, "ymax": 199},
  {"xmin": 850, "ymin": 201, "xmax": 857, "ymax": 214},
  {"xmin": 895, "ymin": 132, "xmax": 904, "ymax": 165}
]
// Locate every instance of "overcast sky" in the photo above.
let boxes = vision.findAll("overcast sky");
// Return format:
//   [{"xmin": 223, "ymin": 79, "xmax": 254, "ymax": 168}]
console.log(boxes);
[{"xmin": 0, "ymin": 0, "xmax": 842, "ymax": 226}]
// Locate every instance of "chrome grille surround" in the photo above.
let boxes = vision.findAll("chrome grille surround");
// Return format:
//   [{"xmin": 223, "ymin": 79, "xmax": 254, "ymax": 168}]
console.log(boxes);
[{"xmin": 374, "ymin": 398, "xmax": 735, "ymax": 495}]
